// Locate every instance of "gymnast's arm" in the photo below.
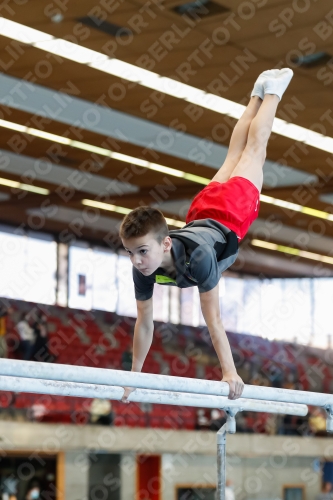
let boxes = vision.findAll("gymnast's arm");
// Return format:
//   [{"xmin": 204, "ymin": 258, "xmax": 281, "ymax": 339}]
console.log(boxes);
[
  {"xmin": 121, "ymin": 297, "xmax": 154, "ymax": 402},
  {"xmin": 132, "ymin": 298, "xmax": 154, "ymax": 372},
  {"xmin": 199, "ymin": 283, "xmax": 244, "ymax": 400}
]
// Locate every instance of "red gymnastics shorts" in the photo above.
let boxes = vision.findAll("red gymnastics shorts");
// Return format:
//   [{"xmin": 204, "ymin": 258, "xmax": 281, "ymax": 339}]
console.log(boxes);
[{"xmin": 185, "ymin": 176, "xmax": 260, "ymax": 240}]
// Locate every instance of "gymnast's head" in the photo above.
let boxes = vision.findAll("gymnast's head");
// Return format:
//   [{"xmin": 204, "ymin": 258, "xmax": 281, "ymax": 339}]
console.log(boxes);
[{"xmin": 120, "ymin": 206, "xmax": 172, "ymax": 275}]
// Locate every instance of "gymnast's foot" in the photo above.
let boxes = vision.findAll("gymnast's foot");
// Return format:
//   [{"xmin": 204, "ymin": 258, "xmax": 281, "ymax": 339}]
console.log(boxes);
[
  {"xmin": 263, "ymin": 68, "xmax": 294, "ymax": 101},
  {"xmin": 251, "ymin": 69, "xmax": 278, "ymax": 100}
]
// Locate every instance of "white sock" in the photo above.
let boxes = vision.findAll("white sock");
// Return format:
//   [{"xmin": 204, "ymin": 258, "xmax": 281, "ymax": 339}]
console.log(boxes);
[
  {"xmin": 251, "ymin": 69, "xmax": 280, "ymax": 100},
  {"xmin": 263, "ymin": 68, "xmax": 294, "ymax": 100}
]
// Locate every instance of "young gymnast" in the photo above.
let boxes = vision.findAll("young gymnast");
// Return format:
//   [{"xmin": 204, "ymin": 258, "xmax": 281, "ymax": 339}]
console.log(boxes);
[{"xmin": 120, "ymin": 68, "xmax": 294, "ymax": 401}]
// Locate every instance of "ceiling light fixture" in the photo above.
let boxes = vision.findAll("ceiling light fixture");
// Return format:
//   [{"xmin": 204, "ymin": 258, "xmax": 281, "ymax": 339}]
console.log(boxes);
[
  {"xmin": 110, "ymin": 152, "xmax": 209, "ymax": 183},
  {"xmin": 0, "ymin": 17, "xmax": 333, "ymax": 153},
  {"xmin": 0, "ymin": 18, "xmax": 53, "ymax": 44},
  {"xmin": 260, "ymin": 194, "xmax": 333, "ymax": 221},
  {"xmin": 0, "ymin": 176, "xmax": 49, "ymax": 195},
  {"xmin": 82, "ymin": 199, "xmax": 184, "ymax": 227},
  {"xmin": 0, "ymin": 118, "xmax": 210, "ymax": 185},
  {"xmin": 251, "ymin": 238, "xmax": 333, "ymax": 265}
]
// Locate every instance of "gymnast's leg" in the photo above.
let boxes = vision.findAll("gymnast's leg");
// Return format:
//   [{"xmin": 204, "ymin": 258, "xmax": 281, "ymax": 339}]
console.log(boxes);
[
  {"xmin": 211, "ymin": 68, "xmax": 293, "ymax": 189},
  {"xmin": 211, "ymin": 96, "xmax": 262, "ymax": 185},
  {"xmin": 229, "ymin": 68, "xmax": 293, "ymax": 192}
]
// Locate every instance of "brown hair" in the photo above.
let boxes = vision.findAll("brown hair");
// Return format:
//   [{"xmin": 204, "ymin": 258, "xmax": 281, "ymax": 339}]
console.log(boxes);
[{"xmin": 119, "ymin": 206, "xmax": 168, "ymax": 243}]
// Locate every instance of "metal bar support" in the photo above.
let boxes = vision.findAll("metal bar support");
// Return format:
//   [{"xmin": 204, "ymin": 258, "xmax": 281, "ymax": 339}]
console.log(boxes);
[{"xmin": 217, "ymin": 411, "xmax": 237, "ymax": 500}]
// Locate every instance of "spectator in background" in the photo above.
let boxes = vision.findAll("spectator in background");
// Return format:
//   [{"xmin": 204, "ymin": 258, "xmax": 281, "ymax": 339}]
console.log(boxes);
[
  {"xmin": 265, "ymin": 413, "xmax": 278, "ymax": 435},
  {"xmin": 225, "ymin": 479, "xmax": 235, "ymax": 500},
  {"xmin": 31, "ymin": 311, "xmax": 52, "ymax": 362},
  {"xmin": 267, "ymin": 364, "xmax": 284, "ymax": 389},
  {"xmin": 25, "ymin": 480, "xmax": 40, "ymax": 500},
  {"xmin": 244, "ymin": 412, "xmax": 255, "ymax": 433},
  {"xmin": 0, "ymin": 303, "xmax": 12, "ymax": 359},
  {"xmin": 140, "ymin": 402, "xmax": 152, "ymax": 426},
  {"xmin": 258, "ymin": 369, "xmax": 271, "ymax": 387},
  {"xmin": 280, "ymin": 413, "xmax": 309, "ymax": 436},
  {"xmin": 210, "ymin": 409, "xmax": 226, "ymax": 431},
  {"xmin": 16, "ymin": 313, "xmax": 34, "ymax": 361},
  {"xmin": 280, "ymin": 414, "xmax": 298, "ymax": 435},
  {"xmin": 283, "ymin": 372, "xmax": 296, "ymax": 390},
  {"xmin": 250, "ymin": 372, "xmax": 264, "ymax": 386},
  {"xmin": 316, "ymin": 482, "xmax": 333, "ymax": 500},
  {"xmin": 89, "ymin": 399, "xmax": 114, "ymax": 425},
  {"xmin": 121, "ymin": 344, "xmax": 133, "ymax": 371},
  {"xmin": 195, "ymin": 409, "xmax": 210, "ymax": 430},
  {"xmin": 254, "ymin": 412, "xmax": 270, "ymax": 434},
  {"xmin": 295, "ymin": 412, "xmax": 310, "ymax": 436},
  {"xmin": 237, "ymin": 361, "xmax": 252, "ymax": 384},
  {"xmin": 235, "ymin": 412, "xmax": 247, "ymax": 433},
  {"xmin": 1, "ymin": 473, "xmax": 18, "ymax": 500},
  {"xmin": 309, "ymin": 408, "xmax": 327, "ymax": 436},
  {"xmin": 29, "ymin": 403, "xmax": 48, "ymax": 422}
]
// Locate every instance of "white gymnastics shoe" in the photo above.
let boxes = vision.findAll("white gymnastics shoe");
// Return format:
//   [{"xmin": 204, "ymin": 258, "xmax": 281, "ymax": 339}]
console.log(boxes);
[
  {"xmin": 263, "ymin": 68, "xmax": 294, "ymax": 100},
  {"xmin": 251, "ymin": 69, "xmax": 279, "ymax": 100}
]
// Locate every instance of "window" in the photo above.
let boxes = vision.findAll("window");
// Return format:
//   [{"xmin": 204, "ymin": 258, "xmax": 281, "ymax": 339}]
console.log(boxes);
[
  {"xmin": 153, "ymin": 284, "xmax": 169, "ymax": 322},
  {"xmin": 68, "ymin": 245, "xmax": 118, "ymax": 312},
  {"xmin": 0, "ymin": 229, "xmax": 57, "ymax": 304},
  {"xmin": 283, "ymin": 485, "xmax": 304, "ymax": 500},
  {"xmin": 281, "ymin": 278, "xmax": 312, "ymax": 345},
  {"xmin": 91, "ymin": 247, "xmax": 117, "ymax": 312},
  {"xmin": 68, "ymin": 245, "xmax": 93, "ymax": 310},
  {"xmin": 238, "ymin": 279, "xmax": 262, "ymax": 336},
  {"xmin": 176, "ymin": 486, "xmax": 216, "ymax": 500},
  {"xmin": 57, "ymin": 243, "xmax": 68, "ymax": 307},
  {"xmin": 260, "ymin": 279, "xmax": 284, "ymax": 341},
  {"xmin": 220, "ymin": 277, "xmax": 243, "ymax": 332},
  {"xmin": 116, "ymin": 255, "xmax": 137, "ymax": 317},
  {"xmin": 313, "ymin": 278, "xmax": 333, "ymax": 348},
  {"xmin": 180, "ymin": 287, "xmax": 201, "ymax": 326},
  {"xmin": 26, "ymin": 235, "xmax": 57, "ymax": 304},
  {"xmin": 169, "ymin": 287, "xmax": 180, "ymax": 324}
]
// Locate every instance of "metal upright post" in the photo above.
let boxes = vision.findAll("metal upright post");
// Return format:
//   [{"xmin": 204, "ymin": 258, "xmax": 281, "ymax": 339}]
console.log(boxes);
[
  {"xmin": 217, "ymin": 423, "xmax": 227, "ymax": 500},
  {"xmin": 216, "ymin": 411, "xmax": 237, "ymax": 500}
]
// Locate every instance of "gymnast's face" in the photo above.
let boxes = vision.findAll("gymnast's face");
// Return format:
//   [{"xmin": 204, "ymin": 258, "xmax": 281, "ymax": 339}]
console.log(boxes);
[{"xmin": 122, "ymin": 232, "xmax": 172, "ymax": 275}]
